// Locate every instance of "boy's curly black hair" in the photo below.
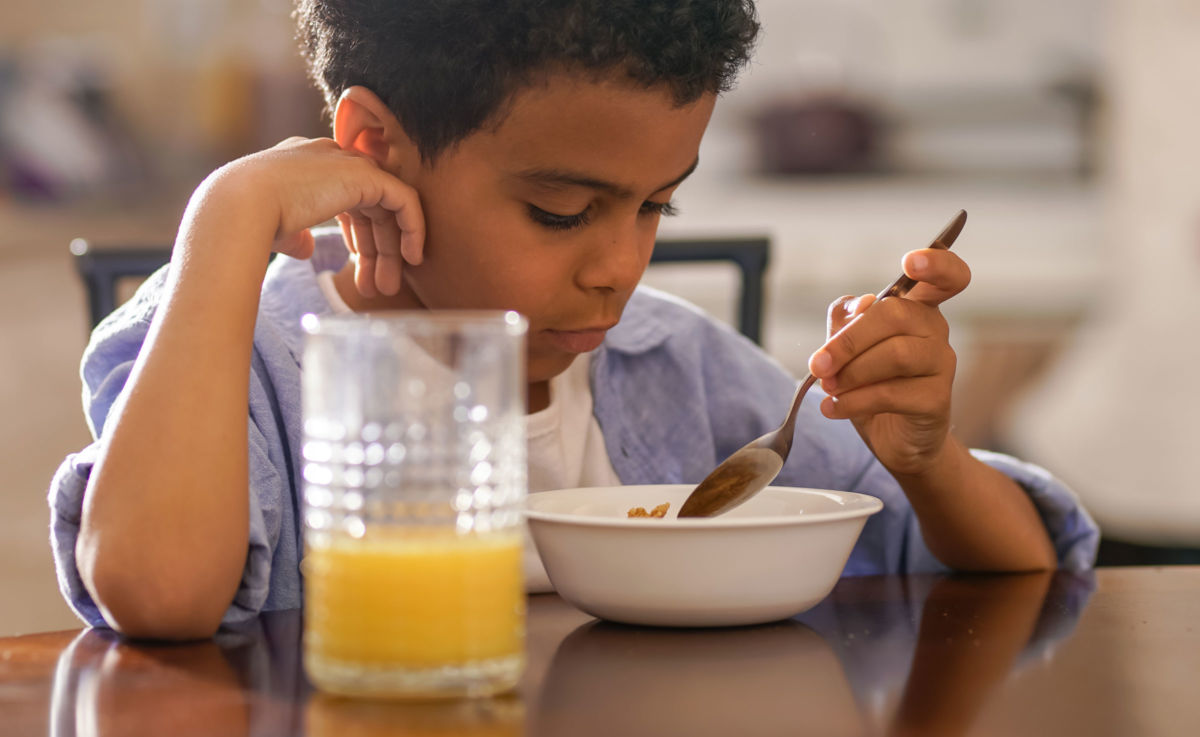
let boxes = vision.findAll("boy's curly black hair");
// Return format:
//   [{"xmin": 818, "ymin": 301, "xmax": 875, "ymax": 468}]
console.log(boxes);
[{"xmin": 295, "ymin": 0, "xmax": 759, "ymax": 161}]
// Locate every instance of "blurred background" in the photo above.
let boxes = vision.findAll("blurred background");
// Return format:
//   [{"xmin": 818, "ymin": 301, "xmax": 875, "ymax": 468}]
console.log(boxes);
[{"xmin": 1, "ymin": 0, "xmax": 1197, "ymax": 637}]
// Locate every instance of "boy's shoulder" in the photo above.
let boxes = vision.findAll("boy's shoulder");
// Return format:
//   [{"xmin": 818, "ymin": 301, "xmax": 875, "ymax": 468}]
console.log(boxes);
[{"xmin": 81, "ymin": 234, "xmax": 337, "ymax": 392}]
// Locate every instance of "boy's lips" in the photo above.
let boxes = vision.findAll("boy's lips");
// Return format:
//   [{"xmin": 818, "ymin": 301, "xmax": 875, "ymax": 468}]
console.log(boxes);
[{"xmin": 542, "ymin": 325, "xmax": 615, "ymax": 354}]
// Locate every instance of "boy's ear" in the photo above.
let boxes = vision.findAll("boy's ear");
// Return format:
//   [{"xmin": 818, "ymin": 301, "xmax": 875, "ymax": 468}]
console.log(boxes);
[{"xmin": 332, "ymin": 86, "xmax": 419, "ymax": 171}]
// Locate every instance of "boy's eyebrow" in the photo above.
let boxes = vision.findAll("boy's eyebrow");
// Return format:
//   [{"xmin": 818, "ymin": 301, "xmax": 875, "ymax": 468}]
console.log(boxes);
[{"xmin": 513, "ymin": 157, "xmax": 699, "ymax": 198}]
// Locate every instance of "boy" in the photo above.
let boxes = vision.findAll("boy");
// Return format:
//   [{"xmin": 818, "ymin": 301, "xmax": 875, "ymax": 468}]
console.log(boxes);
[{"xmin": 50, "ymin": 0, "xmax": 1097, "ymax": 640}]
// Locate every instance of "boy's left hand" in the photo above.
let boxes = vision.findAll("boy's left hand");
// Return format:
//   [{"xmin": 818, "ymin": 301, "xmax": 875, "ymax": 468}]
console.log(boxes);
[{"xmin": 807, "ymin": 247, "xmax": 971, "ymax": 477}]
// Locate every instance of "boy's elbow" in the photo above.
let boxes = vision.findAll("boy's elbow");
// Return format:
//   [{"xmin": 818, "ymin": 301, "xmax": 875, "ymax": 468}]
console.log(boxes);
[{"xmin": 78, "ymin": 538, "xmax": 228, "ymax": 641}]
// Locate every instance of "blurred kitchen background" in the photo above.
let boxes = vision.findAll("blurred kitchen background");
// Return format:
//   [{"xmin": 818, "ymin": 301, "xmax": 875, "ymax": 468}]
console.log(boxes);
[{"xmin": 2, "ymin": 0, "xmax": 1198, "ymax": 637}]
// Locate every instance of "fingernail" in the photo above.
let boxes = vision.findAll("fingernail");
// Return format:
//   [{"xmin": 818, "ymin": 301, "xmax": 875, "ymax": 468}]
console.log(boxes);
[
  {"xmin": 810, "ymin": 350, "xmax": 832, "ymax": 375},
  {"xmin": 911, "ymin": 254, "xmax": 929, "ymax": 272}
]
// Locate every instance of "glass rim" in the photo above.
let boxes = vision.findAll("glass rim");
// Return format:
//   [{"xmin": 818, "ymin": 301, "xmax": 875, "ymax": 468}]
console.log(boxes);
[{"xmin": 301, "ymin": 310, "xmax": 528, "ymax": 337}]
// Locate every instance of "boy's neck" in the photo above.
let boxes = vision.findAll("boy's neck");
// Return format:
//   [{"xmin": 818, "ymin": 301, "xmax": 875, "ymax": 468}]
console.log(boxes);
[{"xmin": 529, "ymin": 381, "xmax": 550, "ymax": 414}]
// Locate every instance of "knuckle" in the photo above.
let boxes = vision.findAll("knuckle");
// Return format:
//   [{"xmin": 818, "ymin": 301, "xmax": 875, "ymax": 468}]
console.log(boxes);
[
  {"xmin": 834, "ymin": 329, "xmax": 858, "ymax": 358},
  {"xmin": 881, "ymin": 294, "xmax": 911, "ymax": 321},
  {"xmin": 827, "ymin": 295, "xmax": 856, "ymax": 323},
  {"xmin": 915, "ymin": 391, "xmax": 950, "ymax": 421},
  {"xmin": 366, "ymin": 208, "xmax": 391, "ymax": 226},
  {"xmin": 892, "ymin": 338, "xmax": 922, "ymax": 374},
  {"xmin": 932, "ymin": 309, "xmax": 950, "ymax": 336},
  {"xmin": 880, "ymin": 383, "xmax": 908, "ymax": 413}
]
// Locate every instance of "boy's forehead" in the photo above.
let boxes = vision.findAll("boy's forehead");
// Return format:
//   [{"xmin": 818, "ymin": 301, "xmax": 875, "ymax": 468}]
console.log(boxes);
[
  {"xmin": 509, "ymin": 158, "xmax": 701, "ymax": 199},
  {"xmin": 474, "ymin": 72, "xmax": 715, "ymax": 188}
]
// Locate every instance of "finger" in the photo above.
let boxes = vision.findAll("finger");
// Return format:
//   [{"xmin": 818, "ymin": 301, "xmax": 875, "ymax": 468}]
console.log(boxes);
[
  {"xmin": 336, "ymin": 213, "xmax": 357, "ymax": 256},
  {"xmin": 810, "ymin": 296, "xmax": 947, "ymax": 380},
  {"xmin": 353, "ymin": 162, "xmax": 426, "ymax": 267},
  {"xmin": 349, "ymin": 211, "xmax": 379, "ymax": 297},
  {"xmin": 819, "ymin": 375, "xmax": 951, "ymax": 420},
  {"xmin": 819, "ymin": 333, "xmax": 954, "ymax": 396},
  {"xmin": 363, "ymin": 205, "xmax": 404, "ymax": 296},
  {"xmin": 376, "ymin": 183, "xmax": 425, "ymax": 267},
  {"xmin": 898, "ymin": 248, "xmax": 971, "ymax": 306},
  {"xmin": 826, "ymin": 293, "xmax": 876, "ymax": 337}
]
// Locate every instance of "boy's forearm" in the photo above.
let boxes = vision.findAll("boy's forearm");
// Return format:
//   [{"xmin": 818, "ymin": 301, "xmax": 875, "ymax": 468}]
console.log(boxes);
[
  {"xmin": 891, "ymin": 436, "xmax": 1057, "ymax": 572},
  {"xmin": 78, "ymin": 173, "xmax": 277, "ymax": 639}
]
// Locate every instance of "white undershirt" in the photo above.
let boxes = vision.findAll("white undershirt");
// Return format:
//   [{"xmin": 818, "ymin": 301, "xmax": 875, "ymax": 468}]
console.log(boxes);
[{"xmin": 316, "ymin": 270, "xmax": 620, "ymax": 591}]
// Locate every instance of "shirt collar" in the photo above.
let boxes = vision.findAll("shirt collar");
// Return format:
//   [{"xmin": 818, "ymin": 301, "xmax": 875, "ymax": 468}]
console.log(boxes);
[{"xmin": 602, "ymin": 285, "xmax": 688, "ymax": 355}]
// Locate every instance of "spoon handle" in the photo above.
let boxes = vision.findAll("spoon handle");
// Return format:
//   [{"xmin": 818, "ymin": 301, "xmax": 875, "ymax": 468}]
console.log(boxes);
[{"xmin": 774, "ymin": 372, "xmax": 817, "ymax": 456}]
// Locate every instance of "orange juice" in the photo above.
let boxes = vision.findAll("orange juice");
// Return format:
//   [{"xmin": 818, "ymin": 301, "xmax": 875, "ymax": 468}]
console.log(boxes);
[{"xmin": 303, "ymin": 529, "xmax": 525, "ymax": 697}]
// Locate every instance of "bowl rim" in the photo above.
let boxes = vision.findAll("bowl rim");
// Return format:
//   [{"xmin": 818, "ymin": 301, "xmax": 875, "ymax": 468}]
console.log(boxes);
[{"xmin": 523, "ymin": 485, "xmax": 883, "ymax": 530}]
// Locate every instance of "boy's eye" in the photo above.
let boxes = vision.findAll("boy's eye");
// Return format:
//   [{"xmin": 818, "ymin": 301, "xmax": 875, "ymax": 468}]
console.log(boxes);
[
  {"xmin": 641, "ymin": 200, "xmax": 679, "ymax": 217},
  {"xmin": 527, "ymin": 200, "xmax": 678, "ymax": 231},
  {"xmin": 528, "ymin": 204, "xmax": 591, "ymax": 231}
]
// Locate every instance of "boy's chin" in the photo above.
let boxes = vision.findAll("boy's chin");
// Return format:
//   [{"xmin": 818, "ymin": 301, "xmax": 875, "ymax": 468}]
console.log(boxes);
[{"xmin": 526, "ymin": 352, "xmax": 580, "ymax": 384}]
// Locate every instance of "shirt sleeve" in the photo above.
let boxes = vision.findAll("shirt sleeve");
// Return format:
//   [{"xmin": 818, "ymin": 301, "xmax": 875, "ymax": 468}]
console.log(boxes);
[
  {"xmin": 47, "ymin": 276, "xmax": 292, "ymax": 628},
  {"xmin": 834, "ymin": 447, "xmax": 1099, "ymax": 575}
]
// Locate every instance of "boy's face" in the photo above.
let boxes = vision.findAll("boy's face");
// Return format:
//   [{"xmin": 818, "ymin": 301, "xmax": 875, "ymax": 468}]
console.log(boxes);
[{"xmin": 372, "ymin": 73, "xmax": 716, "ymax": 386}]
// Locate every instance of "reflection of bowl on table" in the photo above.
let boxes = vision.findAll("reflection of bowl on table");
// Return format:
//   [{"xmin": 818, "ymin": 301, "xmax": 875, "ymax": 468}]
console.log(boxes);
[
  {"xmin": 524, "ymin": 484, "xmax": 882, "ymax": 627},
  {"xmin": 536, "ymin": 619, "xmax": 861, "ymax": 737}
]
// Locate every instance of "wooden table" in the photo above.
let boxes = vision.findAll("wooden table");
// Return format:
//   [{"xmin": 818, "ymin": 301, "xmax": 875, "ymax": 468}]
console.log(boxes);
[{"xmin": 2, "ymin": 567, "xmax": 1196, "ymax": 736}]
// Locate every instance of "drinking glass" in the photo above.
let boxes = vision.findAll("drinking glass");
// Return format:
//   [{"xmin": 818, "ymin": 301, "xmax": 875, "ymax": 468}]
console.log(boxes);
[{"xmin": 300, "ymin": 310, "xmax": 528, "ymax": 699}]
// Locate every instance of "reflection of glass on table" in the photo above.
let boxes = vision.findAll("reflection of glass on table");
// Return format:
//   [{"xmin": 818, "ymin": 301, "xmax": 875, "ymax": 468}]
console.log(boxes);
[{"xmin": 306, "ymin": 692, "xmax": 525, "ymax": 737}]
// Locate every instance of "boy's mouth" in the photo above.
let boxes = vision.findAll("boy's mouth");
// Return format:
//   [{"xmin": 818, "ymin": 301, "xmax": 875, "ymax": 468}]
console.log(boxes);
[{"xmin": 542, "ymin": 326, "xmax": 614, "ymax": 354}]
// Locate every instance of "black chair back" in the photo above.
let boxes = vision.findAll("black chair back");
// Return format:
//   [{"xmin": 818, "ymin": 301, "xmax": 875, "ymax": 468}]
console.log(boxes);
[{"xmin": 71, "ymin": 236, "xmax": 770, "ymax": 343}]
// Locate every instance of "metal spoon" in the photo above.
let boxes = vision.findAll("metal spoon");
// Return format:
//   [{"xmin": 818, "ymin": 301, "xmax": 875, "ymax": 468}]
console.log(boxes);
[{"xmin": 677, "ymin": 209, "xmax": 969, "ymax": 518}]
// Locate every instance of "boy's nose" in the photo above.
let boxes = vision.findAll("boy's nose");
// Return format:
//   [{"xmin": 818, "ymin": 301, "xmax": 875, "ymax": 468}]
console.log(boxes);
[{"xmin": 576, "ymin": 221, "xmax": 653, "ymax": 294}]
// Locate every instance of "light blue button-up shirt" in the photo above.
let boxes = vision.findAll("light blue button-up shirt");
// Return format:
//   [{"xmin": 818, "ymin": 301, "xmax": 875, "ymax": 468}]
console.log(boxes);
[{"xmin": 49, "ymin": 231, "xmax": 1098, "ymax": 628}]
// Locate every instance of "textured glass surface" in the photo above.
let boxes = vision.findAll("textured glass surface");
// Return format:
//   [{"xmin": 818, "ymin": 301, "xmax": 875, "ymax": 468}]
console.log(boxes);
[{"xmin": 300, "ymin": 311, "xmax": 528, "ymax": 699}]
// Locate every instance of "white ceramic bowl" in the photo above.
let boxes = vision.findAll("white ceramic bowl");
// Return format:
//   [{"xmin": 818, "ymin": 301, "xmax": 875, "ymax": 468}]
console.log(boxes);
[{"xmin": 524, "ymin": 484, "xmax": 883, "ymax": 627}]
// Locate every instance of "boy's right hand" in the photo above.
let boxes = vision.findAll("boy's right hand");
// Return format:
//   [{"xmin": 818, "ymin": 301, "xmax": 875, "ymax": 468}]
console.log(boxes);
[{"xmin": 218, "ymin": 136, "xmax": 426, "ymax": 297}]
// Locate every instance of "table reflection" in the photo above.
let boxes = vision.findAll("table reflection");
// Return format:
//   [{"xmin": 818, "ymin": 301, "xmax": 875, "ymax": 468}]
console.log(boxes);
[
  {"xmin": 46, "ymin": 572, "xmax": 1092, "ymax": 736},
  {"xmin": 536, "ymin": 617, "xmax": 861, "ymax": 736},
  {"xmin": 49, "ymin": 628, "xmax": 251, "ymax": 736},
  {"xmin": 798, "ymin": 570, "xmax": 1094, "ymax": 736}
]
